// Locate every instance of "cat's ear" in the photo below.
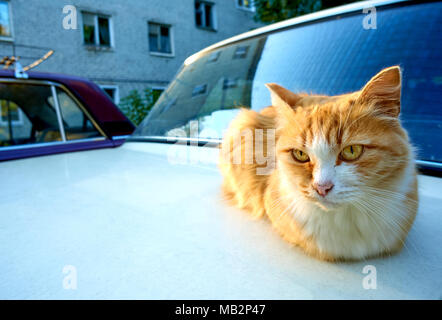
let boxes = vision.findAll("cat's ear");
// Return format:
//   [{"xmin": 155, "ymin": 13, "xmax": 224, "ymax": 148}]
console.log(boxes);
[
  {"xmin": 265, "ymin": 83, "xmax": 301, "ymax": 111},
  {"xmin": 357, "ymin": 66, "xmax": 402, "ymax": 117}
]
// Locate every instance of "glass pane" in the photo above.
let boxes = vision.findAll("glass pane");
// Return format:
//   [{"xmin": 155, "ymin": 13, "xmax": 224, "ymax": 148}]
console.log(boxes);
[
  {"xmin": 223, "ymin": 78, "xmax": 237, "ymax": 89},
  {"xmin": 207, "ymin": 51, "xmax": 220, "ymax": 62},
  {"xmin": 160, "ymin": 26, "xmax": 169, "ymax": 37},
  {"xmin": 98, "ymin": 17, "xmax": 110, "ymax": 46},
  {"xmin": 103, "ymin": 88, "xmax": 115, "ymax": 101},
  {"xmin": 192, "ymin": 84, "xmax": 207, "ymax": 97},
  {"xmin": 82, "ymin": 13, "xmax": 95, "ymax": 44},
  {"xmin": 148, "ymin": 22, "xmax": 159, "ymax": 35},
  {"xmin": 133, "ymin": 2, "xmax": 442, "ymax": 163},
  {"xmin": 148, "ymin": 23, "xmax": 159, "ymax": 52},
  {"xmin": 195, "ymin": 2, "xmax": 202, "ymax": 26},
  {"xmin": 205, "ymin": 4, "xmax": 212, "ymax": 28},
  {"xmin": 160, "ymin": 26, "xmax": 171, "ymax": 53},
  {"xmin": 0, "ymin": 83, "xmax": 62, "ymax": 146},
  {"xmin": 51, "ymin": 88, "xmax": 101, "ymax": 141},
  {"xmin": 149, "ymin": 34, "xmax": 158, "ymax": 52},
  {"xmin": 0, "ymin": 102, "xmax": 34, "ymax": 147},
  {"xmin": 0, "ymin": 1, "xmax": 11, "ymax": 37},
  {"xmin": 233, "ymin": 46, "xmax": 248, "ymax": 59},
  {"xmin": 1, "ymin": 100, "xmax": 19, "ymax": 122}
]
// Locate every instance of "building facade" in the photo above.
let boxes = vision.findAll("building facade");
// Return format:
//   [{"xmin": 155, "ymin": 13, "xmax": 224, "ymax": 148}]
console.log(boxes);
[{"xmin": 0, "ymin": 0, "xmax": 261, "ymax": 104}]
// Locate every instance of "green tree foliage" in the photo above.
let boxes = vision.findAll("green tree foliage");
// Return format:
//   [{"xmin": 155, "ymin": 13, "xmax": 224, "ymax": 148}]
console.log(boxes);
[
  {"xmin": 119, "ymin": 87, "xmax": 162, "ymax": 125},
  {"xmin": 254, "ymin": 0, "xmax": 356, "ymax": 24}
]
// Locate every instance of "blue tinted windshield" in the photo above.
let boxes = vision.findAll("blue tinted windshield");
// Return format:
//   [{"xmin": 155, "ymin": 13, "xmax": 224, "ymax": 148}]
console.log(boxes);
[{"xmin": 133, "ymin": 1, "xmax": 442, "ymax": 163}]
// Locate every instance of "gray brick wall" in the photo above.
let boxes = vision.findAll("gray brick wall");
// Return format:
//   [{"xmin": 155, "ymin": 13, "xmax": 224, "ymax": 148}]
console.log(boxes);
[{"xmin": 0, "ymin": 0, "xmax": 262, "ymax": 103}]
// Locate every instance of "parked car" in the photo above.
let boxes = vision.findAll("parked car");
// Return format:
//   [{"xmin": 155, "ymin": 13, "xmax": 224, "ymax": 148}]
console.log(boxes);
[
  {"xmin": 0, "ymin": 0, "xmax": 441, "ymax": 299},
  {"xmin": 0, "ymin": 70, "xmax": 134, "ymax": 161}
]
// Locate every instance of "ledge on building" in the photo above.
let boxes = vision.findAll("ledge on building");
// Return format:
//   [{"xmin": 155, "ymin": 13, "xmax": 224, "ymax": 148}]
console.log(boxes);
[
  {"xmin": 84, "ymin": 45, "xmax": 115, "ymax": 52},
  {"xmin": 0, "ymin": 36, "xmax": 14, "ymax": 43},
  {"xmin": 196, "ymin": 26, "xmax": 217, "ymax": 33},
  {"xmin": 149, "ymin": 51, "xmax": 175, "ymax": 58}
]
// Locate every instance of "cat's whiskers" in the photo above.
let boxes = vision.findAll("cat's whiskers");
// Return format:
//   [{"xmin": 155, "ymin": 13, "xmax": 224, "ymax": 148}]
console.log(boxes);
[
  {"xmin": 339, "ymin": 183, "xmax": 422, "ymax": 256},
  {"xmin": 367, "ymin": 193, "xmax": 422, "ymax": 250},
  {"xmin": 363, "ymin": 186, "xmax": 417, "ymax": 203},
  {"xmin": 352, "ymin": 199, "xmax": 395, "ymax": 254},
  {"xmin": 268, "ymin": 196, "xmax": 292, "ymax": 222},
  {"xmin": 362, "ymin": 204, "xmax": 412, "ymax": 256},
  {"xmin": 357, "ymin": 191, "xmax": 420, "ymax": 255}
]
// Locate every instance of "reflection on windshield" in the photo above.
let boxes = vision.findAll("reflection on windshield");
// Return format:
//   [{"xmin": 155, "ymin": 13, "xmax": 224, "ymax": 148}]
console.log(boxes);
[
  {"xmin": 133, "ymin": 2, "xmax": 442, "ymax": 162},
  {"xmin": 138, "ymin": 37, "xmax": 266, "ymax": 139}
]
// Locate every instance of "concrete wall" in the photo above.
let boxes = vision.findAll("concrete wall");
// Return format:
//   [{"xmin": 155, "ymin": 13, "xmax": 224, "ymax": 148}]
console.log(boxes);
[{"xmin": 0, "ymin": 0, "xmax": 262, "ymax": 102}]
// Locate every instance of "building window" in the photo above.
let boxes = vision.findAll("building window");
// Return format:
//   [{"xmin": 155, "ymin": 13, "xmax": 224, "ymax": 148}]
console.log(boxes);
[
  {"xmin": 236, "ymin": 0, "xmax": 255, "ymax": 11},
  {"xmin": 195, "ymin": 1, "xmax": 216, "ymax": 30},
  {"xmin": 207, "ymin": 51, "xmax": 221, "ymax": 63},
  {"xmin": 192, "ymin": 84, "xmax": 207, "ymax": 97},
  {"xmin": 223, "ymin": 78, "xmax": 238, "ymax": 90},
  {"xmin": 100, "ymin": 85, "xmax": 119, "ymax": 104},
  {"xmin": 0, "ymin": 0, "xmax": 12, "ymax": 39},
  {"xmin": 148, "ymin": 22, "xmax": 173, "ymax": 55},
  {"xmin": 82, "ymin": 12, "xmax": 112, "ymax": 47},
  {"xmin": 233, "ymin": 46, "xmax": 249, "ymax": 59}
]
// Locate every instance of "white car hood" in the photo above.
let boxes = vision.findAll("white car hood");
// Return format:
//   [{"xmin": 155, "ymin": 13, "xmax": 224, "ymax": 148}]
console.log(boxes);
[{"xmin": 0, "ymin": 142, "xmax": 441, "ymax": 299}]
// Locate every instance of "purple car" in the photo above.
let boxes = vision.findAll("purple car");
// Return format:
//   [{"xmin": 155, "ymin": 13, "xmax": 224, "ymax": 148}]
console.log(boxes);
[{"xmin": 0, "ymin": 70, "xmax": 134, "ymax": 161}]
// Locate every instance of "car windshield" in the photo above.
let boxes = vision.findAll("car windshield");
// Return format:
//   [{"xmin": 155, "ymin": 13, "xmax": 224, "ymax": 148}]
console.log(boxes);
[{"xmin": 131, "ymin": 1, "xmax": 442, "ymax": 163}]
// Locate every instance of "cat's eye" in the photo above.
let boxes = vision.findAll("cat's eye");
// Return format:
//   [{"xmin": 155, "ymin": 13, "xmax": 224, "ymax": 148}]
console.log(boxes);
[
  {"xmin": 292, "ymin": 149, "xmax": 310, "ymax": 163},
  {"xmin": 340, "ymin": 145, "xmax": 364, "ymax": 161}
]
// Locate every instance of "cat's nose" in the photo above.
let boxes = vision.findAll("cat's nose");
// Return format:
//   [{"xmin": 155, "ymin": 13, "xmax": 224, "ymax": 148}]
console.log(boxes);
[{"xmin": 313, "ymin": 181, "xmax": 334, "ymax": 197}]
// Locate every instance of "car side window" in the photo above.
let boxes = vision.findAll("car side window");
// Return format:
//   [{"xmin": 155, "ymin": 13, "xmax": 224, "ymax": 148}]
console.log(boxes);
[
  {"xmin": 48, "ymin": 88, "xmax": 101, "ymax": 141},
  {"xmin": 0, "ymin": 82, "xmax": 63, "ymax": 147},
  {"xmin": 0, "ymin": 100, "xmax": 34, "ymax": 147}
]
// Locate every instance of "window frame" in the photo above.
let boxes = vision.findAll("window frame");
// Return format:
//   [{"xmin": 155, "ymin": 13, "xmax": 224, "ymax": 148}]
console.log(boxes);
[
  {"xmin": 148, "ymin": 22, "xmax": 175, "ymax": 57},
  {"xmin": 235, "ymin": 0, "xmax": 256, "ymax": 12},
  {"xmin": 0, "ymin": 0, "xmax": 14, "ymax": 41},
  {"xmin": 0, "ymin": 78, "xmax": 109, "ymax": 159},
  {"xmin": 195, "ymin": 0, "xmax": 217, "ymax": 31},
  {"xmin": 81, "ymin": 12, "xmax": 114, "ymax": 48}
]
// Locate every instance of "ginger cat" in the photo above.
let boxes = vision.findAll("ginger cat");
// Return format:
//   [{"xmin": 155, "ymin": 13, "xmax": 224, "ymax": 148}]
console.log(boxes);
[{"xmin": 219, "ymin": 66, "xmax": 418, "ymax": 261}]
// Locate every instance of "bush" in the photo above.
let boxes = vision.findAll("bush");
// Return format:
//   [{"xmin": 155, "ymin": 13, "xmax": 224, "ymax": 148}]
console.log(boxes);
[{"xmin": 119, "ymin": 87, "xmax": 160, "ymax": 126}]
